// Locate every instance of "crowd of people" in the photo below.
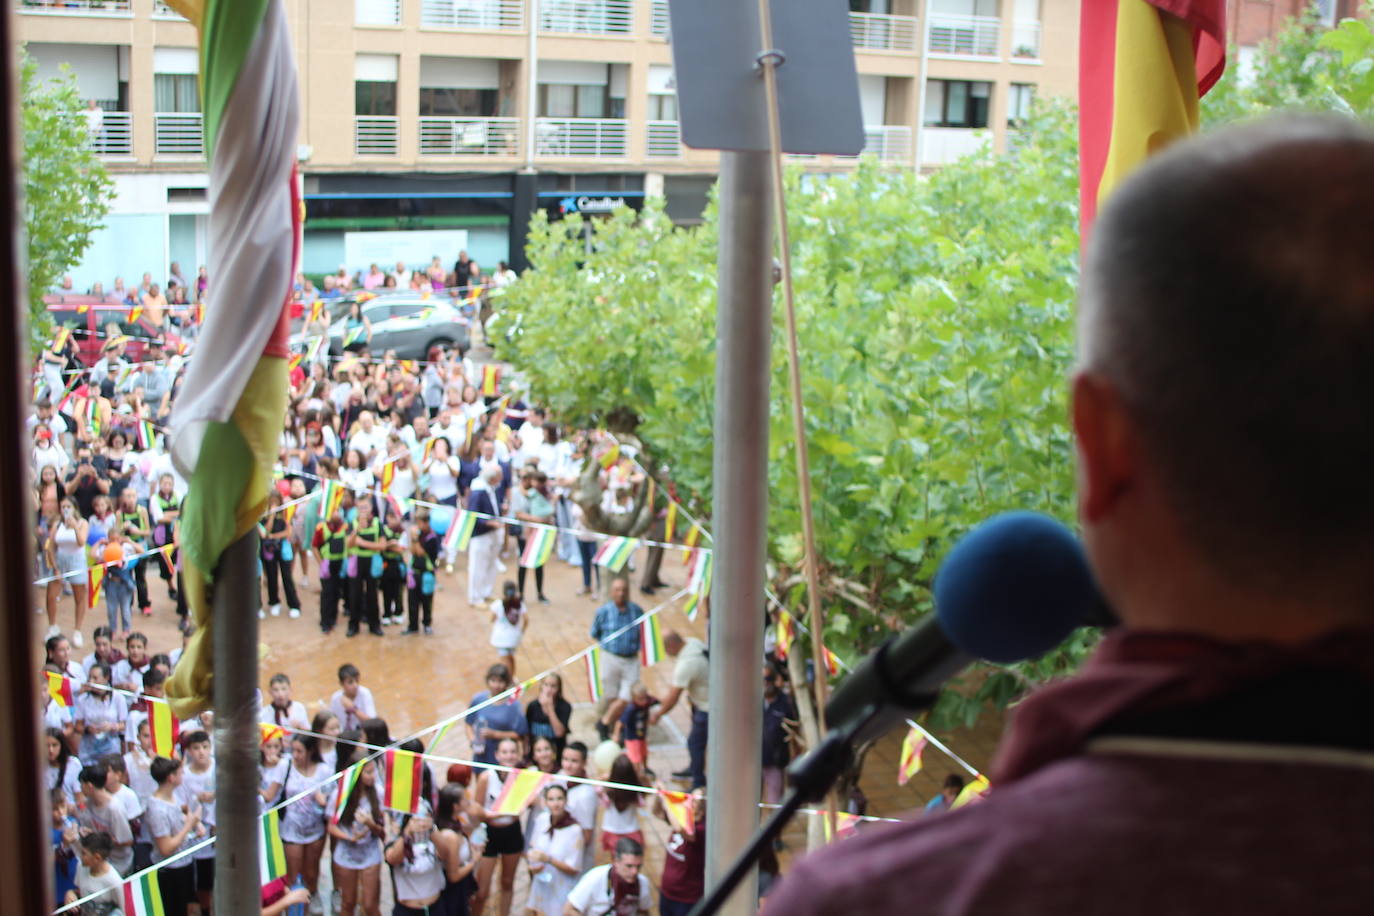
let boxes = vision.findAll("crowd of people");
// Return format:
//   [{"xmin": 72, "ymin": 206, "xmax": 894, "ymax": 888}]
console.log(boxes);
[{"xmin": 32, "ymin": 257, "xmax": 801, "ymax": 916}]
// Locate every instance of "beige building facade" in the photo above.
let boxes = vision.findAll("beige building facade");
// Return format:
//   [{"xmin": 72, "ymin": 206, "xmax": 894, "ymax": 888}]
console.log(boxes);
[{"xmin": 17, "ymin": 0, "xmax": 1078, "ymax": 277}]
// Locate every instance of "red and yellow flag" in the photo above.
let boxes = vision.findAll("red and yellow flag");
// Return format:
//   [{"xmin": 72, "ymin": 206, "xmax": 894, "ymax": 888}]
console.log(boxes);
[
  {"xmin": 663, "ymin": 503, "xmax": 678, "ymax": 545},
  {"xmin": 480, "ymin": 364, "xmax": 500, "ymax": 398},
  {"xmin": 821, "ymin": 645, "xmax": 841, "ymax": 678},
  {"xmin": 384, "ymin": 748, "xmax": 424, "ymax": 813},
  {"xmin": 46, "ymin": 671, "xmax": 75, "ymax": 707},
  {"xmin": 951, "ymin": 774, "xmax": 991, "ymax": 809},
  {"xmin": 1079, "ymin": 0, "xmax": 1226, "ymax": 235},
  {"xmin": 775, "ymin": 609, "xmax": 796, "ymax": 659},
  {"xmin": 897, "ymin": 729, "xmax": 927, "ymax": 786},
  {"xmin": 149, "ymin": 699, "xmax": 180, "ymax": 758},
  {"xmin": 598, "ymin": 442, "xmax": 620, "ymax": 471},
  {"xmin": 660, "ymin": 789, "xmax": 696, "ymax": 837},
  {"xmin": 128, "ymin": 305, "xmax": 144, "ymax": 324},
  {"xmin": 87, "ymin": 562, "xmax": 106, "ymax": 609},
  {"xmin": 491, "ymin": 767, "xmax": 551, "ymax": 817},
  {"xmin": 821, "ymin": 810, "xmax": 862, "ymax": 842},
  {"xmin": 259, "ymin": 722, "xmax": 286, "ymax": 744},
  {"xmin": 380, "ymin": 461, "xmax": 395, "ymax": 493}
]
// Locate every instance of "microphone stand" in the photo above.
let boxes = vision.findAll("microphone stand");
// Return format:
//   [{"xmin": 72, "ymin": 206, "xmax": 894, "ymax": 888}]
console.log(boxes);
[{"xmin": 689, "ymin": 703, "xmax": 905, "ymax": 916}]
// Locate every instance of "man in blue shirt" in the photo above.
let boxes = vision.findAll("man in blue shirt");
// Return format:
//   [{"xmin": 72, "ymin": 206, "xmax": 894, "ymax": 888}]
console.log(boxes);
[{"xmin": 590, "ymin": 577, "xmax": 643, "ymax": 742}]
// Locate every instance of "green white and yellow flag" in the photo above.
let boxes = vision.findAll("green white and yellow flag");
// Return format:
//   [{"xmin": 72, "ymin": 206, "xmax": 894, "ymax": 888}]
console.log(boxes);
[
  {"xmin": 260, "ymin": 809, "xmax": 287, "ymax": 884},
  {"xmin": 164, "ymin": 0, "xmax": 300, "ymax": 717},
  {"xmin": 122, "ymin": 871, "xmax": 166, "ymax": 916}
]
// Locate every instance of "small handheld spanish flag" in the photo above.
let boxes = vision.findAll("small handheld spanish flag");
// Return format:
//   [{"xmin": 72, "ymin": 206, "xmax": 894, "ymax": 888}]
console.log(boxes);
[
  {"xmin": 951, "ymin": 774, "xmax": 991, "ymax": 809},
  {"xmin": 897, "ymin": 729, "xmax": 927, "ymax": 786},
  {"xmin": 660, "ymin": 789, "xmax": 696, "ymax": 837},
  {"xmin": 491, "ymin": 768, "xmax": 551, "ymax": 817},
  {"xmin": 46, "ymin": 671, "xmax": 75, "ymax": 707},
  {"xmin": 775, "ymin": 609, "xmax": 796, "ymax": 660}
]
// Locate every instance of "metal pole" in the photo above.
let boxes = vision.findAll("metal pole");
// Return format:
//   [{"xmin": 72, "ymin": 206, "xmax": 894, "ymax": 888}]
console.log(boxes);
[
  {"xmin": 704, "ymin": 150, "xmax": 772, "ymax": 916},
  {"xmin": 2, "ymin": 3, "xmax": 54, "ymax": 906},
  {"xmin": 524, "ymin": 0, "xmax": 540, "ymax": 169},
  {"xmin": 914, "ymin": 0, "xmax": 932, "ymax": 171},
  {"xmin": 213, "ymin": 532, "xmax": 262, "ymax": 915}
]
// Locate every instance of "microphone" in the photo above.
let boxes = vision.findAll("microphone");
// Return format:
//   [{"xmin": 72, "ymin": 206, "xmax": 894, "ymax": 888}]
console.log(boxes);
[{"xmin": 823, "ymin": 512, "xmax": 1112, "ymax": 749}]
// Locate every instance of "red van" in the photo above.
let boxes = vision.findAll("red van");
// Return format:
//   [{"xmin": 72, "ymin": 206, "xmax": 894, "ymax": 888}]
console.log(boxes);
[{"xmin": 44, "ymin": 296, "xmax": 184, "ymax": 366}]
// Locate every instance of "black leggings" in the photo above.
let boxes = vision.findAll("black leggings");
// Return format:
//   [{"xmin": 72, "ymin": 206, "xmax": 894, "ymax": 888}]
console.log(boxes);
[{"xmin": 262, "ymin": 548, "xmax": 300, "ymax": 610}]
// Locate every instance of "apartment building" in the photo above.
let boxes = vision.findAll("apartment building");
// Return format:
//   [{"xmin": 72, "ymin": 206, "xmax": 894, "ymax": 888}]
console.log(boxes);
[{"xmin": 17, "ymin": 0, "xmax": 1077, "ymax": 282}]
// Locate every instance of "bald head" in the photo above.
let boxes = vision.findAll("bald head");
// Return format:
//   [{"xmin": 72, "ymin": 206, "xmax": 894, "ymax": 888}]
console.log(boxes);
[{"xmin": 1081, "ymin": 114, "xmax": 1374, "ymax": 594}]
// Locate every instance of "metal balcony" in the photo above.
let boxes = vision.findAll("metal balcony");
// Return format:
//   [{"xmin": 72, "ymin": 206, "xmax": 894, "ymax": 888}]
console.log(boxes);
[
  {"xmin": 539, "ymin": 0, "xmax": 631, "ymax": 36},
  {"xmin": 354, "ymin": 115, "xmax": 399, "ymax": 155},
  {"xmin": 154, "ymin": 112, "xmax": 204, "ymax": 157},
  {"xmin": 534, "ymin": 117, "xmax": 628, "ymax": 158},
  {"xmin": 420, "ymin": 0, "xmax": 524, "ymax": 30},
  {"xmin": 418, "ymin": 116, "xmax": 520, "ymax": 156},
  {"xmin": 927, "ymin": 14, "xmax": 1001, "ymax": 58},
  {"xmin": 849, "ymin": 12, "xmax": 917, "ymax": 52}
]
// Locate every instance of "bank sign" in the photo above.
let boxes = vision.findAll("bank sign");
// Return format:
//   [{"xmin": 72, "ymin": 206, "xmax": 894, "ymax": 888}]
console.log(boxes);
[{"xmin": 559, "ymin": 195, "xmax": 628, "ymax": 215}]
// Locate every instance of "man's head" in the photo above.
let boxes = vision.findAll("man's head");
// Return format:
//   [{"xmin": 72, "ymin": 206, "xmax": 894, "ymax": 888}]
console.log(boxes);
[
  {"xmin": 663, "ymin": 630, "xmax": 685, "ymax": 657},
  {"xmin": 79, "ymin": 762, "xmax": 111, "ymax": 801},
  {"xmin": 1077, "ymin": 115, "xmax": 1374, "ymax": 637},
  {"xmin": 561, "ymin": 740, "xmax": 588, "ymax": 777},
  {"xmin": 609, "ymin": 577, "xmax": 629, "ymax": 608},
  {"xmin": 611, "ymin": 837, "xmax": 644, "ymax": 883}
]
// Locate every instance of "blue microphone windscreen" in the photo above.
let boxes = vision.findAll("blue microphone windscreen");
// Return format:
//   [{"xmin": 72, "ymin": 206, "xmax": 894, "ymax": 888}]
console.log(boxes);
[{"xmin": 934, "ymin": 512, "xmax": 1103, "ymax": 663}]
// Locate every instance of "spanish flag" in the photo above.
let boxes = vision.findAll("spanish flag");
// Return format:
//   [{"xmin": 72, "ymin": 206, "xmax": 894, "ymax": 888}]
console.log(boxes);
[
  {"xmin": 897, "ymin": 729, "xmax": 927, "ymax": 786},
  {"xmin": 384, "ymin": 748, "xmax": 424, "ymax": 813},
  {"xmin": 1079, "ymin": 0, "xmax": 1226, "ymax": 235},
  {"xmin": 660, "ymin": 789, "xmax": 696, "ymax": 837},
  {"xmin": 491, "ymin": 768, "xmax": 551, "ymax": 817},
  {"xmin": 149, "ymin": 698, "xmax": 181, "ymax": 758},
  {"xmin": 87, "ymin": 562, "xmax": 106, "ymax": 609},
  {"xmin": 775, "ymin": 608, "xmax": 796, "ymax": 660},
  {"xmin": 951, "ymin": 773, "xmax": 991, "ymax": 809},
  {"xmin": 46, "ymin": 671, "xmax": 75, "ymax": 707},
  {"xmin": 820, "ymin": 810, "xmax": 862, "ymax": 842}
]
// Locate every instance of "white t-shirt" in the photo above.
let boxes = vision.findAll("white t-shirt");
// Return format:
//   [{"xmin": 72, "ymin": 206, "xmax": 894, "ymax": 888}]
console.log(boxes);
[
  {"xmin": 489, "ymin": 600, "xmax": 527, "ymax": 651},
  {"xmin": 330, "ymin": 685, "xmax": 377, "ymax": 732},
  {"xmin": 348, "ymin": 427, "xmax": 388, "ymax": 460},
  {"xmin": 75, "ymin": 863, "xmax": 124, "ymax": 910},
  {"xmin": 260, "ymin": 699, "xmax": 310, "ymax": 732},
  {"xmin": 566, "ymin": 864, "xmax": 652, "ymax": 914}
]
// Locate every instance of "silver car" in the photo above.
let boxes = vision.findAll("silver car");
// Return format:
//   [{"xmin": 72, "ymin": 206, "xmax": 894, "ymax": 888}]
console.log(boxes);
[{"xmin": 290, "ymin": 294, "xmax": 471, "ymax": 360}]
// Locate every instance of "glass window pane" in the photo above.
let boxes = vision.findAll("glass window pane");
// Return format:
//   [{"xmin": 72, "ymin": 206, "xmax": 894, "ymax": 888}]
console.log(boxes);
[{"xmin": 576, "ymin": 84, "xmax": 605, "ymax": 118}]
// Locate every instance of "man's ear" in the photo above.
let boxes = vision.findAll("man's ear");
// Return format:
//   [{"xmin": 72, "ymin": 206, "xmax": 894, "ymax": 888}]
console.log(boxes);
[{"xmin": 1072, "ymin": 371, "xmax": 1137, "ymax": 523}]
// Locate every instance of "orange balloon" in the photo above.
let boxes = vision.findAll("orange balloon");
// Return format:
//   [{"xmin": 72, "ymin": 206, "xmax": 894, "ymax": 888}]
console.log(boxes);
[{"xmin": 103, "ymin": 544, "xmax": 123, "ymax": 565}]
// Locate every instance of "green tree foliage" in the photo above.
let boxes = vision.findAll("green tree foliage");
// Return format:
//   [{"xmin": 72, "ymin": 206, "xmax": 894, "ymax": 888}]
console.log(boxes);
[
  {"xmin": 496, "ymin": 99, "xmax": 1085, "ymax": 728},
  {"xmin": 20, "ymin": 48, "xmax": 114, "ymax": 351},
  {"xmin": 1203, "ymin": 3, "xmax": 1374, "ymax": 125}
]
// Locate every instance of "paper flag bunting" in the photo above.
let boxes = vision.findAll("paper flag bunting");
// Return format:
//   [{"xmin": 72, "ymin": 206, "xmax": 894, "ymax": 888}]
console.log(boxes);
[
  {"xmin": 950, "ymin": 774, "xmax": 991, "ymax": 810},
  {"xmin": 122, "ymin": 870, "xmax": 165, "ymax": 916},
  {"xmin": 585, "ymin": 648, "xmax": 604, "ymax": 703},
  {"xmin": 519, "ymin": 527, "xmax": 556, "ymax": 569},
  {"xmin": 593, "ymin": 537, "xmax": 637, "ymax": 572},
  {"xmin": 384, "ymin": 748, "xmax": 423, "ymax": 813},
  {"xmin": 332, "ymin": 763, "xmax": 363, "ymax": 824},
  {"xmin": 259, "ymin": 809, "xmax": 287, "ymax": 884},
  {"xmin": 149, "ymin": 699, "xmax": 180, "ymax": 758},
  {"xmin": 641, "ymin": 614, "xmax": 666, "ymax": 666}
]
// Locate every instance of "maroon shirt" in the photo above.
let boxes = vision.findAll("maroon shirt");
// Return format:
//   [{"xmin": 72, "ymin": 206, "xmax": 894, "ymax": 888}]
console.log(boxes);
[
  {"xmin": 660, "ymin": 819, "xmax": 706, "ymax": 903},
  {"xmin": 767, "ymin": 629, "xmax": 1374, "ymax": 915}
]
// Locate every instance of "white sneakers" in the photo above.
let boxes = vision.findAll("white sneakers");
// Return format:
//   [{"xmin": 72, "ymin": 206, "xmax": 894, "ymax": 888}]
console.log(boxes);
[
  {"xmin": 71, "ymin": 630, "xmax": 83, "ymax": 648},
  {"xmin": 45, "ymin": 624, "xmax": 62, "ymax": 640},
  {"xmin": 288, "ymin": 607, "xmax": 301, "ymax": 619},
  {"xmin": 270, "ymin": 603, "xmax": 282, "ymax": 617}
]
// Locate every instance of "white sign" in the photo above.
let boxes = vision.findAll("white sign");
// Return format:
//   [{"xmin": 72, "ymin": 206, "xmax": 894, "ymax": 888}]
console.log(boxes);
[{"xmin": 343, "ymin": 229, "xmax": 470, "ymax": 272}]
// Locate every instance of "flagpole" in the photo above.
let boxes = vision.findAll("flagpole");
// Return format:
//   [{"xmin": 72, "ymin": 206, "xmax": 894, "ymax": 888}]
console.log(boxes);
[
  {"xmin": 704, "ymin": 149, "xmax": 773, "ymax": 916},
  {"xmin": 213, "ymin": 532, "xmax": 264, "ymax": 914}
]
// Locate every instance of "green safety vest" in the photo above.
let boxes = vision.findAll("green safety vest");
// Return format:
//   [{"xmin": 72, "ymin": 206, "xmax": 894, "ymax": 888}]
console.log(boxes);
[
  {"xmin": 120, "ymin": 510, "xmax": 145, "ymax": 543},
  {"xmin": 351, "ymin": 519, "xmax": 381, "ymax": 558},
  {"xmin": 318, "ymin": 522, "xmax": 349, "ymax": 561},
  {"xmin": 381, "ymin": 524, "xmax": 404, "ymax": 560}
]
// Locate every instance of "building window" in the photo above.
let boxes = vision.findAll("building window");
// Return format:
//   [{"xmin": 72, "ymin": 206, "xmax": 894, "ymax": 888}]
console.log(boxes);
[
  {"xmin": 924, "ymin": 79, "xmax": 990, "ymax": 128},
  {"xmin": 355, "ymin": 81, "xmax": 397, "ymax": 116},
  {"xmin": 153, "ymin": 74, "xmax": 199, "ymax": 113},
  {"xmin": 648, "ymin": 93, "xmax": 677, "ymax": 121},
  {"xmin": 1007, "ymin": 82, "xmax": 1035, "ymax": 127},
  {"xmin": 539, "ymin": 84, "xmax": 608, "ymax": 118},
  {"xmin": 419, "ymin": 88, "xmax": 498, "ymax": 117}
]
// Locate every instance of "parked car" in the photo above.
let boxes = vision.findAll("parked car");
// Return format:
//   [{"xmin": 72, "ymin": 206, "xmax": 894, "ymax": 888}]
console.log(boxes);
[
  {"xmin": 289, "ymin": 294, "xmax": 470, "ymax": 360},
  {"xmin": 45, "ymin": 297, "xmax": 185, "ymax": 366}
]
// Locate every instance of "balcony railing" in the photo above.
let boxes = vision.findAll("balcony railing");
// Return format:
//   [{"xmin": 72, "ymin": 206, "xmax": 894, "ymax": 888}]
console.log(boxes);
[
  {"xmin": 650, "ymin": 0, "xmax": 669, "ymax": 38},
  {"xmin": 836, "ymin": 125, "xmax": 912, "ymax": 164},
  {"xmin": 540, "ymin": 0, "xmax": 631, "ymax": 36},
  {"xmin": 420, "ymin": 0, "xmax": 523, "ymax": 30},
  {"xmin": 418, "ymin": 117, "xmax": 520, "ymax": 156},
  {"xmin": 355, "ymin": 116, "xmax": 399, "ymax": 155},
  {"xmin": 921, "ymin": 126, "xmax": 989, "ymax": 166},
  {"xmin": 357, "ymin": 0, "xmax": 401, "ymax": 26},
  {"xmin": 534, "ymin": 117, "xmax": 628, "ymax": 158},
  {"xmin": 154, "ymin": 112, "xmax": 203, "ymax": 157},
  {"xmin": 91, "ymin": 111, "xmax": 133, "ymax": 157},
  {"xmin": 1011, "ymin": 19, "xmax": 1042, "ymax": 60},
  {"xmin": 645, "ymin": 120, "xmax": 680, "ymax": 158},
  {"xmin": 928, "ymin": 14, "xmax": 1001, "ymax": 58},
  {"xmin": 17, "ymin": 0, "xmax": 131, "ymax": 15},
  {"xmin": 849, "ymin": 12, "xmax": 917, "ymax": 52},
  {"xmin": 152, "ymin": 0, "xmax": 186, "ymax": 18}
]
